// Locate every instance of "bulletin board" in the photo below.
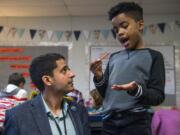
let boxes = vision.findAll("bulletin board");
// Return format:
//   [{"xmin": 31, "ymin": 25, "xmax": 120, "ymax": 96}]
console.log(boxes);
[
  {"xmin": 0, "ymin": 46, "xmax": 68, "ymax": 92},
  {"xmin": 90, "ymin": 45, "xmax": 176, "ymax": 106}
]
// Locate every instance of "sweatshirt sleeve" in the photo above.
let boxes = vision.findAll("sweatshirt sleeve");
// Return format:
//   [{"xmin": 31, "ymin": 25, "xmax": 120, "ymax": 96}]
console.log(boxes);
[
  {"xmin": 93, "ymin": 62, "xmax": 109, "ymax": 98},
  {"xmin": 138, "ymin": 50, "xmax": 165, "ymax": 106}
]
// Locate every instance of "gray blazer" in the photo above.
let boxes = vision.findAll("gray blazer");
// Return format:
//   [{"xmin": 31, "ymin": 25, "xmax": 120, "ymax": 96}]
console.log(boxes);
[{"xmin": 2, "ymin": 94, "xmax": 90, "ymax": 135}]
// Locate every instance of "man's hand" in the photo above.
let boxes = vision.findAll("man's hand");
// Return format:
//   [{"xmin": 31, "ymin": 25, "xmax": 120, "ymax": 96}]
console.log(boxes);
[
  {"xmin": 112, "ymin": 81, "xmax": 138, "ymax": 91},
  {"xmin": 90, "ymin": 53, "xmax": 109, "ymax": 80}
]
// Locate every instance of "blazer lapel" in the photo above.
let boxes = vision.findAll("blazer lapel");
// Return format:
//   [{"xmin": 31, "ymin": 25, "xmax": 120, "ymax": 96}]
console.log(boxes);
[
  {"xmin": 68, "ymin": 103, "xmax": 83, "ymax": 135},
  {"xmin": 30, "ymin": 95, "xmax": 53, "ymax": 135}
]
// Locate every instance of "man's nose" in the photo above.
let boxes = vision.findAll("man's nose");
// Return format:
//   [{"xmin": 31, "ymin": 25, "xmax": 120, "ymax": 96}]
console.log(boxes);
[{"xmin": 69, "ymin": 71, "xmax": 75, "ymax": 78}]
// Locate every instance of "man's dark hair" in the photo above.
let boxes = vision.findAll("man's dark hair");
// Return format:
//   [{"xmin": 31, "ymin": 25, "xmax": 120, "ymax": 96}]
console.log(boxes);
[
  {"xmin": 108, "ymin": 2, "xmax": 143, "ymax": 21},
  {"xmin": 29, "ymin": 53, "xmax": 65, "ymax": 92},
  {"xmin": 8, "ymin": 72, "xmax": 26, "ymax": 86}
]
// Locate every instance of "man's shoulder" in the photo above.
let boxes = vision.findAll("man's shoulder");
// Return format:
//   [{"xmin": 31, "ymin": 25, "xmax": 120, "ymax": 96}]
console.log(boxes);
[{"xmin": 7, "ymin": 99, "xmax": 31, "ymax": 114}]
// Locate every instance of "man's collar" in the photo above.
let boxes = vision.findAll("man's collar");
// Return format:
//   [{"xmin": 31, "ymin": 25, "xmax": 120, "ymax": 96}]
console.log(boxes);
[{"xmin": 41, "ymin": 94, "xmax": 68, "ymax": 119}]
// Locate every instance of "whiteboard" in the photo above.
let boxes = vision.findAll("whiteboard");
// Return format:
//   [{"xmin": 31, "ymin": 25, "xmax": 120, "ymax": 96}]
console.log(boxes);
[{"xmin": 90, "ymin": 45, "xmax": 176, "ymax": 106}]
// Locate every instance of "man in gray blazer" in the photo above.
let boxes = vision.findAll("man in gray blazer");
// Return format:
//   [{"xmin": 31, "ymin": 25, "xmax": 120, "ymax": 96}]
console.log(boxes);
[{"xmin": 2, "ymin": 53, "xmax": 90, "ymax": 135}]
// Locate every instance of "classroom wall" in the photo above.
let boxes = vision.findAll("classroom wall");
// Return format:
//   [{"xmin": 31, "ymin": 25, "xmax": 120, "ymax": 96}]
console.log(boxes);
[{"xmin": 0, "ymin": 14, "xmax": 180, "ymax": 107}]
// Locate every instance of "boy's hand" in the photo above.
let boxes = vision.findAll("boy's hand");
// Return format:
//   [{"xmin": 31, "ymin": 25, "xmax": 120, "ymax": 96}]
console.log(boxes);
[
  {"xmin": 112, "ymin": 81, "xmax": 138, "ymax": 91},
  {"xmin": 90, "ymin": 53, "xmax": 109, "ymax": 79},
  {"xmin": 90, "ymin": 59, "xmax": 103, "ymax": 79}
]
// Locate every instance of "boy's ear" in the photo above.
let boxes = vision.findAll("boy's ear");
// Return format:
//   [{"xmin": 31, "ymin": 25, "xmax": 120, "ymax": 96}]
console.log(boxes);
[
  {"xmin": 138, "ymin": 20, "xmax": 144, "ymax": 31},
  {"xmin": 42, "ymin": 75, "xmax": 53, "ymax": 86}
]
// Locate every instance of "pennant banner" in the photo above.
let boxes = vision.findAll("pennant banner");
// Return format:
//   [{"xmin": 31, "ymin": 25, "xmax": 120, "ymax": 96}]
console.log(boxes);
[
  {"xmin": 38, "ymin": 30, "xmax": 46, "ymax": 39},
  {"xmin": 94, "ymin": 30, "xmax": 100, "ymax": 40},
  {"xmin": 0, "ymin": 20, "xmax": 179, "ymax": 41},
  {"xmin": 56, "ymin": 31, "xmax": 63, "ymax": 41},
  {"xmin": 7, "ymin": 27, "xmax": 17, "ymax": 37},
  {"xmin": 149, "ymin": 24, "xmax": 157, "ymax": 34},
  {"xmin": 158, "ymin": 23, "xmax": 166, "ymax": 33},
  {"xmin": 143, "ymin": 26, "xmax": 148, "ymax": 35},
  {"xmin": 0, "ymin": 26, "xmax": 3, "ymax": 33},
  {"xmin": 16, "ymin": 28, "xmax": 25, "ymax": 38},
  {"xmin": 175, "ymin": 20, "xmax": 180, "ymax": 28},
  {"xmin": 65, "ymin": 31, "xmax": 72, "ymax": 41},
  {"xmin": 47, "ymin": 30, "xmax": 53, "ymax": 40},
  {"xmin": 168, "ymin": 22, "xmax": 175, "ymax": 31},
  {"xmin": 101, "ymin": 30, "xmax": 109, "ymax": 39},
  {"xmin": 30, "ymin": 29, "xmax": 37, "ymax": 40},
  {"xmin": 74, "ymin": 31, "xmax": 81, "ymax": 41},
  {"xmin": 83, "ymin": 30, "xmax": 90, "ymax": 40}
]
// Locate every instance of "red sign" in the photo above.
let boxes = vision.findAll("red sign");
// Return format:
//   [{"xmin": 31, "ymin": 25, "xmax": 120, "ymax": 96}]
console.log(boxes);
[
  {"xmin": 0, "ymin": 48, "xmax": 24, "ymax": 53},
  {"xmin": 0, "ymin": 56, "xmax": 32, "ymax": 61},
  {"xmin": 10, "ymin": 64, "xmax": 29, "ymax": 69}
]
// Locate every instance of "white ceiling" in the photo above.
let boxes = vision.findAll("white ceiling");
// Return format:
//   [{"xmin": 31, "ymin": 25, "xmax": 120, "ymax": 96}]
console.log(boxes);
[{"xmin": 0, "ymin": 0, "xmax": 180, "ymax": 17}]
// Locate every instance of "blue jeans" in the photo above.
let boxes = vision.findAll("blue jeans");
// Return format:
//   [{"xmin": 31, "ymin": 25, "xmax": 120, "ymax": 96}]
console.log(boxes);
[{"xmin": 102, "ymin": 111, "xmax": 152, "ymax": 135}]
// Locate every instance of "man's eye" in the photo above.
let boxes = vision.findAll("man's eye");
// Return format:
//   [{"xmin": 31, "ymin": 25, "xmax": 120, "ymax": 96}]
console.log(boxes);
[
  {"xmin": 61, "ymin": 69, "xmax": 67, "ymax": 73},
  {"xmin": 61, "ymin": 67, "xmax": 70, "ymax": 74}
]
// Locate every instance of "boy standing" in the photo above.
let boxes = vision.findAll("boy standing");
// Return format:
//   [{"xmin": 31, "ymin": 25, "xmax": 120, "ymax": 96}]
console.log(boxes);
[{"xmin": 90, "ymin": 2, "xmax": 165, "ymax": 135}]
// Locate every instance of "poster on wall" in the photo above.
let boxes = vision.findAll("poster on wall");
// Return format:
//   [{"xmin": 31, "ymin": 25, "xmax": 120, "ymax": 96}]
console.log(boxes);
[
  {"xmin": 90, "ymin": 45, "xmax": 176, "ymax": 106},
  {"xmin": 0, "ymin": 46, "xmax": 68, "ymax": 93}
]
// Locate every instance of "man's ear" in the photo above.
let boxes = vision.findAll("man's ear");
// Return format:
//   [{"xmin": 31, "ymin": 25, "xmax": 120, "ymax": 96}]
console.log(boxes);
[
  {"xmin": 138, "ymin": 20, "xmax": 144, "ymax": 32},
  {"xmin": 42, "ymin": 75, "xmax": 53, "ymax": 86}
]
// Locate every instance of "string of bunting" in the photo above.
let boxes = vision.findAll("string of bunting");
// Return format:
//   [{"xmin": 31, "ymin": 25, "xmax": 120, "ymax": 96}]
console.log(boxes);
[{"xmin": 0, "ymin": 20, "xmax": 179, "ymax": 41}]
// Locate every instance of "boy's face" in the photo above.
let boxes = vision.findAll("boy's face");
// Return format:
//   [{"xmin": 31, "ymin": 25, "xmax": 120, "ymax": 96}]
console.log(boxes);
[
  {"xmin": 49, "ymin": 59, "xmax": 75, "ymax": 93},
  {"xmin": 112, "ymin": 13, "xmax": 144, "ymax": 49},
  {"xmin": 18, "ymin": 82, "xmax": 25, "ymax": 89}
]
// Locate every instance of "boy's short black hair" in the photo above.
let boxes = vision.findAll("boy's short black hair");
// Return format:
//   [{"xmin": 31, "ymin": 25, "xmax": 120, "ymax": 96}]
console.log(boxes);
[
  {"xmin": 8, "ymin": 72, "xmax": 26, "ymax": 86},
  {"xmin": 29, "ymin": 53, "xmax": 65, "ymax": 92},
  {"xmin": 108, "ymin": 2, "xmax": 143, "ymax": 21}
]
